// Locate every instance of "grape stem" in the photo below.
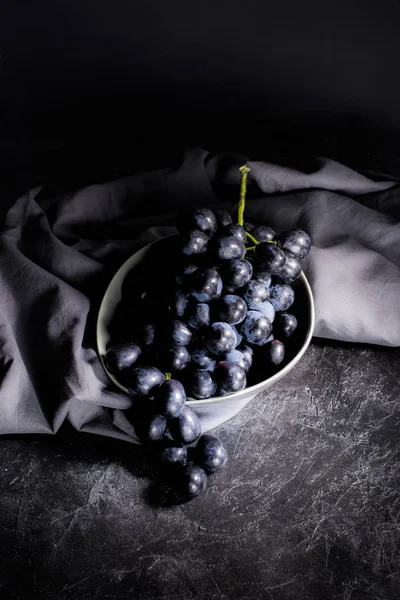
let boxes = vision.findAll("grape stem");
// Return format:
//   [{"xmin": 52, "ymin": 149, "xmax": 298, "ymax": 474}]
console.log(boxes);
[
  {"xmin": 165, "ymin": 372, "xmax": 171, "ymax": 380},
  {"xmin": 245, "ymin": 231, "xmax": 259, "ymax": 245},
  {"xmin": 237, "ymin": 165, "xmax": 251, "ymax": 226}
]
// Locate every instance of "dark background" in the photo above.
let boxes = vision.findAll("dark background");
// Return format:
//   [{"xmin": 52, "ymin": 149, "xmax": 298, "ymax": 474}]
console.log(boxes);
[{"xmin": 1, "ymin": 0, "xmax": 400, "ymax": 190}]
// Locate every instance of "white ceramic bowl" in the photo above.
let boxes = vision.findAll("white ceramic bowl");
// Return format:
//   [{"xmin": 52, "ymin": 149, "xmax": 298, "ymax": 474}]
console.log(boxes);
[{"xmin": 96, "ymin": 235, "xmax": 315, "ymax": 436}]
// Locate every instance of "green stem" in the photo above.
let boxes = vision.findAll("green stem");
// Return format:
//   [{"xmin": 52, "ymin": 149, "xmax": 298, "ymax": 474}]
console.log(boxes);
[
  {"xmin": 237, "ymin": 165, "xmax": 250, "ymax": 226},
  {"xmin": 165, "ymin": 372, "xmax": 171, "ymax": 380},
  {"xmin": 246, "ymin": 245, "xmax": 256, "ymax": 252},
  {"xmin": 245, "ymin": 231, "xmax": 259, "ymax": 245}
]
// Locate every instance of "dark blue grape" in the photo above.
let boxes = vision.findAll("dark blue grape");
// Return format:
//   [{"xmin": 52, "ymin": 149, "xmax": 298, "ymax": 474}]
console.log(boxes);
[
  {"xmin": 273, "ymin": 312, "xmax": 298, "ymax": 338},
  {"xmin": 277, "ymin": 229, "xmax": 311, "ymax": 259},
  {"xmin": 213, "ymin": 235, "xmax": 246, "ymax": 261},
  {"xmin": 176, "ymin": 264, "xmax": 198, "ymax": 286},
  {"xmin": 137, "ymin": 324, "xmax": 157, "ymax": 349},
  {"xmin": 169, "ymin": 406, "xmax": 202, "ymax": 444},
  {"xmin": 244, "ymin": 221, "xmax": 255, "ymax": 232},
  {"xmin": 164, "ymin": 344, "xmax": 191, "ymax": 371},
  {"xmin": 238, "ymin": 310, "xmax": 272, "ymax": 345},
  {"xmin": 256, "ymin": 300, "xmax": 275, "ymax": 323},
  {"xmin": 194, "ymin": 434, "xmax": 228, "ymax": 474},
  {"xmin": 147, "ymin": 414, "xmax": 167, "ymax": 442},
  {"xmin": 174, "ymin": 289, "xmax": 190, "ymax": 317},
  {"xmin": 214, "ymin": 361, "xmax": 247, "ymax": 394},
  {"xmin": 154, "ymin": 379, "xmax": 186, "ymax": 418},
  {"xmin": 160, "ymin": 445, "xmax": 188, "ymax": 467},
  {"xmin": 171, "ymin": 320, "xmax": 192, "ymax": 346},
  {"xmin": 191, "ymin": 370, "xmax": 217, "ymax": 399},
  {"xmin": 240, "ymin": 344, "xmax": 254, "ymax": 366},
  {"xmin": 204, "ymin": 322, "xmax": 237, "ymax": 355},
  {"xmin": 216, "ymin": 295, "xmax": 247, "ymax": 325},
  {"xmin": 223, "ymin": 224, "xmax": 247, "ymax": 244},
  {"xmin": 182, "ymin": 230, "xmax": 209, "ymax": 256},
  {"xmin": 254, "ymin": 243, "xmax": 286, "ymax": 275},
  {"xmin": 250, "ymin": 225, "xmax": 276, "ymax": 242},
  {"xmin": 253, "ymin": 269, "xmax": 272, "ymax": 288},
  {"xmin": 214, "ymin": 208, "xmax": 233, "ymax": 230},
  {"xmin": 269, "ymin": 284, "xmax": 295, "ymax": 311},
  {"xmin": 220, "ymin": 259, "xmax": 253, "ymax": 290},
  {"xmin": 275, "ymin": 251, "xmax": 302, "ymax": 284},
  {"xmin": 190, "ymin": 347, "xmax": 216, "ymax": 371},
  {"xmin": 225, "ymin": 349, "xmax": 251, "ymax": 372},
  {"xmin": 190, "ymin": 268, "xmax": 223, "ymax": 303},
  {"xmin": 182, "ymin": 463, "xmax": 207, "ymax": 498},
  {"xmin": 232, "ymin": 326, "xmax": 243, "ymax": 347},
  {"xmin": 105, "ymin": 342, "xmax": 142, "ymax": 376},
  {"xmin": 188, "ymin": 303, "xmax": 210, "ymax": 329},
  {"xmin": 128, "ymin": 366, "xmax": 165, "ymax": 397},
  {"xmin": 264, "ymin": 340, "xmax": 285, "ymax": 365},
  {"xmin": 177, "ymin": 208, "xmax": 217, "ymax": 237},
  {"xmin": 242, "ymin": 280, "xmax": 270, "ymax": 307}
]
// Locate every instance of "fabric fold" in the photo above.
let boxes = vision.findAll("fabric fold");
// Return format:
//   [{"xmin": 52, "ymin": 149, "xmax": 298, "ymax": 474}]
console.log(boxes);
[{"xmin": 0, "ymin": 148, "xmax": 399, "ymax": 438}]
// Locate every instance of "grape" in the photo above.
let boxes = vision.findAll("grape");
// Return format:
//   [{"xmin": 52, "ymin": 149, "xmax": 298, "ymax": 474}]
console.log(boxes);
[
  {"xmin": 105, "ymin": 342, "xmax": 142, "ymax": 376},
  {"xmin": 264, "ymin": 340, "xmax": 285, "ymax": 366},
  {"xmin": 194, "ymin": 434, "xmax": 228, "ymax": 474},
  {"xmin": 254, "ymin": 243, "xmax": 286, "ymax": 275},
  {"xmin": 275, "ymin": 251, "xmax": 302, "ymax": 284},
  {"xmin": 240, "ymin": 344, "xmax": 254, "ymax": 366},
  {"xmin": 147, "ymin": 414, "xmax": 167, "ymax": 442},
  {"xmin": 225, "ymin": 349, "xmax": 251, "ymax": 372},
  {"xmin": 190, "ymin": 267, "xmax": 223, "ymax": 302},
  {"xmin": 182, "ymin": 230, "xmax": 209, "ymax": 256},
  {"xmin": 253, "ymin": 269, "xmax": 271, "ymax": 288},
  {"xmin": 232, "ymin": 326, "xmax": 243, "ymax": 347},
  {"xmin": 154, "ymin": 379, "xmax": 186, "ymax": 419},
  {"xmin": 277, "ymin": 229, "xmax": 311, "ymax": 259},
  {"xmin": 213, "ymin": 235, "xmax": 246, "ymax": 261},
  {"xmin": 137, "ymin": 324, "xmax": 157, "ymax": 349},
  {"xmin": 176, "ymin": 264, "xmax": 198, "ymax": 286},
  {"xmin": 182, "ymin": 463, "xmax": 207, "ymax": 498},
  {"xmin": 216, "ymin": 295, "xmax": 247, "ymax": 325},
  {"xmin": 214, "ymin": 208, "xmax": 233, "ymax": 230},
  {"xmin": 250, "ymin": 225, "xmax": 276, "ymax": 242},
  {"xmin": 169, "ymin": 406, "xmax": 202, "ymax": 444},
  {"xmin": 269, "ymin": 284, "xmax": 295, "ymax": 311},
  {"xmin": 255, "ymin": 300, "xmax": 275, "ymax": 323},
  {"xmin": 164, "ymin": 344, "xmax": 191, "ymax": 371},
  {"xmin": 191, "ymin": 370, "xmax": 217, "ymax": 399},
  {"xmin": 190, "ymin": 346, "xmax": 216, "ymax": 371},
  {"xmin": 274, "ymin": 312, "xmax": 298, "ymax": 338},
  {"xmin": 204, "ymin": 322, "xmax": 237, "ymax": 355},
  {"xmin": 188, "ymin": 303, "xmax": 211, "ymax": 329},
  {"xmin": 128, "ymin": 366, "xmax": 165, "ymax": 397},
  {"xmin": 241, "ymin": 280, "xmax": 270, "ymax": 306},
  {"xmin": 223, "ymin": 224, "xmax": 247, "ymax": 244},
  {"xmin": 160, "ymin": 445, "xmax": 188, "ymax": 467},
  {"xmin": 214, "ymin": 361, "xmax": 247, "ymax": 394},
  {"xmin": 171, "ymin": 320, "xmax": 192, "ymax": 346},
  {"xmin": 174, "ymin": 289, "xmax": 190, "ymax": 317},
  {"xmin": 177, "ymin": 208, "xmax": 217, "ymax": 237},
  {"xmin": 238, "ymin": 310, "xmax": 272, "ymax": 346},
  {"xmin": 220, "ymin": 259, "xmax": 253, "ymax": 290}
]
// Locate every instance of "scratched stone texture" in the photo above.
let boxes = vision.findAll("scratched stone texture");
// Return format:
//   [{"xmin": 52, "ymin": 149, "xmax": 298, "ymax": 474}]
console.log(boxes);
[{"xmin": 0, "ymin": 339, "xmax": 399, "ymax": 600}]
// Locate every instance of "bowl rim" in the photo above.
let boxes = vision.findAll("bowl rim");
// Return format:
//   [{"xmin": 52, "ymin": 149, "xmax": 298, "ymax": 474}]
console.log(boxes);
[{"xmin": 96, "ymin": 235, "xmax": 315, "ymax": 406}]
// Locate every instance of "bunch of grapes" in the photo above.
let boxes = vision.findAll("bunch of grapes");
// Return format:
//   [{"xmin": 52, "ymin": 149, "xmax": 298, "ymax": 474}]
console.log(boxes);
[{"xmin": 104, "ymin": 166, "xmax": 311, "ymax": 500}]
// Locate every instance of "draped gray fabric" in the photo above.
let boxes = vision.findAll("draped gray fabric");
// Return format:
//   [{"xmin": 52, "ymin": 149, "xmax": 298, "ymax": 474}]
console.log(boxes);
[{"xmin": 1, "ymin": 148, "xmax": 399, "ymax": 438}]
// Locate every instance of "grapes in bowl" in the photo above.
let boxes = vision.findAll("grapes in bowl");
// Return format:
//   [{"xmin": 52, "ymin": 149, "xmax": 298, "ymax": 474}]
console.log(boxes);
[{"xmin": 96, "ymin": 166, "xmax": 315, "ymax": 499}]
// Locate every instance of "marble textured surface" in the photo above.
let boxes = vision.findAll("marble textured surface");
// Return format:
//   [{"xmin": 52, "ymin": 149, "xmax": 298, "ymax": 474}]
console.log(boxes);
[{"xmin": 0, "ymin": 339, "xmax": 399, "ymax": 600}]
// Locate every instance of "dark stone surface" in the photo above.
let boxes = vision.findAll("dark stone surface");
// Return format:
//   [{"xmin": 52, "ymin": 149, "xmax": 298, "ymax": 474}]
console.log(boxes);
[{"xmin": 0, "ymin": 339, "xmax": 399, "ymax": 600}]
